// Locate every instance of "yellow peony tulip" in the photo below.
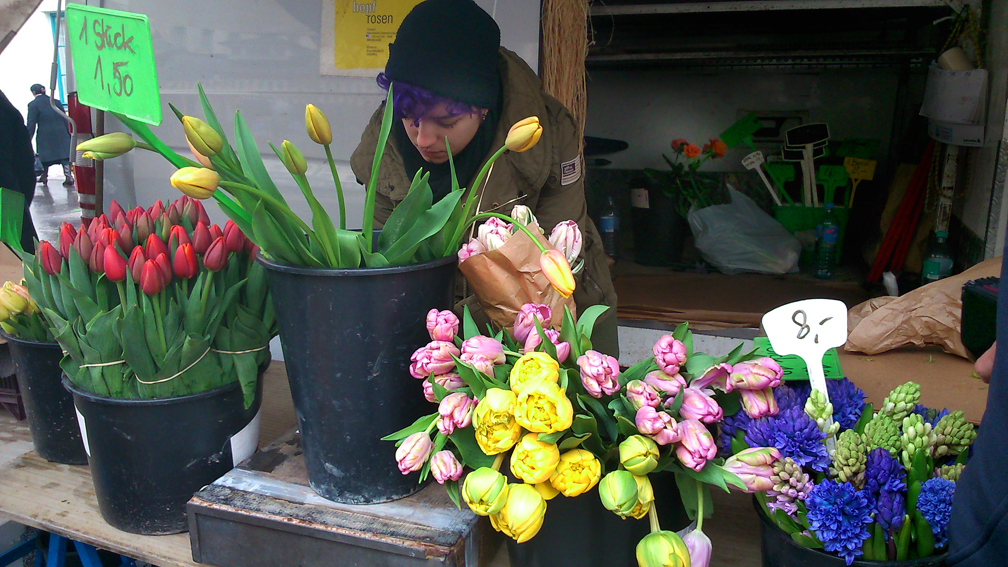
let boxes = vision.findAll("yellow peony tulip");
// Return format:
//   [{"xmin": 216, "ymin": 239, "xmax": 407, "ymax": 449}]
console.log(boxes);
[
  {"xmin": 619, "ymin": 435, "xmax": 660, "ymax": 476},
  {"xmin": 461, "ymin": 467, "xmax": 509, "ymax": 516},
  {"xmin": 305, "ymin": 104, "xmax": 333, "ymax": 145},
  {"xmin": 170, "ymin": 167, "xmax": 219, "ymax": 200},
  {"xmin": 472, "ymin": 388, "xmax": 523, "ymax": 455},
  {"xmin": 182, "ymin": 116, "xmax": 224, "ymax": 157},
  {"xmin": 540, "ymin": 249, "xmax": 575, "ymax": 298},
  {"xmin": 505, "ymin": 117, "xmax": 543, "ymax": 153},
  {"xmin": 515, "ymin": 380, "xmax": 573, "ymax": 434},
  {"xmin": 629, "ymin": 474, "xmax": 655, "ymax": 520},
  {"xmin": 636, "ymin": 530, "xmax": 691, "ymax": 567},
  {"xmin": 510, "ymin": 433, "xmax": 561, "ymax": 484},
  {"xmin": 533, "ymin": 481, "xmax": 560, "ymax": 501},
  {"xmin": 509, "ymin": 352, "xmax": 560, "ymax": 394},
  {"xmin": 280, "ymin": 140, "xmax": 308, "ymax": 176},
  {"xmin": 549, "ymin": 449, "xmax": 601, "ymax": 497},
  {"xmin": 599, "ymin": 470, "xmax": 638, "ymax": 518},
  {"xmin": 0, "ymin": 282, "xmax": 32, "ymax": 316},
  {"xmin": 489, "ymin": 483, "xmax": 546, "ymax": 543}
]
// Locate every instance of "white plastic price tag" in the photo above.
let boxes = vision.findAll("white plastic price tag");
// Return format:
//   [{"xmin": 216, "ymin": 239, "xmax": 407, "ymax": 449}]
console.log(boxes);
[{"xmin": 743, "ymin": 151, "xmax": 782, "ymax": 206}]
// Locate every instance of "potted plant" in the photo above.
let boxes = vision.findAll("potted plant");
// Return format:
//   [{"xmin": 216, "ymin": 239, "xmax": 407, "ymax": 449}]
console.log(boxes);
[
  {"xmin": 722, "ymin": 377, "xmax": 972, "ymax": 566},
  {"xmin": 78, "ymin": 85, "xmax": 556, "ymax": 504},
  {"xmin": 27, "ymin": 196, "xmax": 276, "ymax": 534},
  {"xmin": 0, "ymin": 278, "xmax": 87, "ymax": 465}
]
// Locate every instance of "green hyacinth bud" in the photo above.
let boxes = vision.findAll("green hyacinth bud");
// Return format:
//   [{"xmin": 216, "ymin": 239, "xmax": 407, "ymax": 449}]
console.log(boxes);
[
  {"xmin": 864, "ymin": 414, "xmax": 901, "ymax": 458},
  {"xmin": 935, "ymin": 463, "xmax": 966, "ymax": 482},
  {"xmin": 830, "ymin": 430, "xmax": 868, "ymax": 489},
  {"xmin": 804, "ymin": 389, "xmax": 840, "ymax": 438},
  {"xmin": 879, "ymin": 382, "xmax": 921, "ymax": 422},
  {"xmin": 900, "ymin": 414, "xmax": 936, "ymax": 469},
  {"xmin": 769, "ymin": 457, "xmax": 813, "ymax": 514},
  {"xmin": 932, "ymin": 411, "xmax": 977, "ymax": 458}
]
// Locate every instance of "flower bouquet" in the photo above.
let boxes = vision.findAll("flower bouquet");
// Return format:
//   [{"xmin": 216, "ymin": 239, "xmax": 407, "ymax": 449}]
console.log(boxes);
[
  {"xmin": 385, "ymin": 299, "xmax": 788, "ymax": 564},
  {"xmin": 725, "ymin": 378, "xmax": 975, "ymax": 564},
  {"xmin": 645, "ymin": 137, "xmax": 728, "ymax": 217}
]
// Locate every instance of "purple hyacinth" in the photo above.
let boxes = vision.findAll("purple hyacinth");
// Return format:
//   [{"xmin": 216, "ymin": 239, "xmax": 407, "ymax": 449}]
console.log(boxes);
[
  {"xmin": 864, "ymin": 448, "xmax": 907, "ymax": 496},
  {"xmin": 913, "ymin": 404, "xmax": 950, "ymax": 429},
  {"xmin": 918, "ymin": 478, "xmax": 955, "ymax": 548},
  {"xmin": 719, "ymin": 410, "xmax": 752, "ymax": 456},
  {"xmin": 806, "ymin": 480, "xmax": 874, "ymax": 565},
  {"xmin": 745, "ymin": 406, "xmax": 829, "ymax": 472},
  {"xmin": 826, "ymin": 378, "xmax": 866, "ymax": 431},
  {"xmin": 774, "ymin": 383, "xmax": 811, "ymax": 413},
  {"xmin": 874, "ymin": 489, "xmax": 905, "ymax": 533}
]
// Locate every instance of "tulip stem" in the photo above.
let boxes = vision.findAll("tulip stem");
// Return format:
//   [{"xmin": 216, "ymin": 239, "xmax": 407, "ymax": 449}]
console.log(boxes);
[
  {"xmin": 154, "ymin": 293, "xmax": 167, "ymax": 356},
  {"xmin": 465, "ymin": 212, "xmax": 547, "ymax": 254},
  {"xmin": 492, "ymin": 453, "xmax": 504, "ymax": 472},
  {"xmin": 115, "ymin": 281, "xmax": 126, "ymax": 309},
  {"xmin": 503, "ymin": 349, "xmax": 522, "ymax": 358},
  {"xmin": 135, "ymin": 141, "xmax": 157, "ymax": 152},
  {"xmin": 695, "ymin": 480, "xmax": 705, "ymax": 532},
  {"xmin": 219, "ymin": 181, "xmax": 313, "ymax": 235},
  {"xmin": 648, "ymin": 502, "xmax": 661, "ymax": 533},
  {"xmin": 324, "ymin": 145, "xmax": 346, "ymax": 230},
  {"xmin": 446, "ymin": 145, "xmax": 508, "ymax": 252}
]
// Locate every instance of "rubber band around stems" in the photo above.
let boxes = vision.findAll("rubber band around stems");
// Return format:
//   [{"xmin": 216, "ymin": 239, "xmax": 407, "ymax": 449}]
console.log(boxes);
[{"xmin": 72, "ymin": 344, "xmax": 269, "ymax": 385}]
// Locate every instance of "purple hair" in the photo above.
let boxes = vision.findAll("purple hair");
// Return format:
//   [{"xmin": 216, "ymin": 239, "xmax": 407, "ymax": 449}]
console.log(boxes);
[{"xmin": 376, "ymin": 73, "xmax": 479, "ymax": 125}]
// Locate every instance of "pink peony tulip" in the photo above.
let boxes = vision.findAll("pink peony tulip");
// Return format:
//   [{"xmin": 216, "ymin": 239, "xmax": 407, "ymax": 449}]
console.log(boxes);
[
  {"xmin": 430, "ymin": 450, "xmax": 464, "ymax": 484},
  {"xmin": 461, "ymin": 336, "xmax": 506, "ymax": 365},
  {"xmin": 524, "ymin": 328, "xmax": 570, "ymax": 363},
  {"xmin": 458, "ymin": 238, "xmax": 486, "ymax": 263},
  {"xmin": 409, "ymin": 341, "xmax": 460, "ymax": 379},
  {"xmin": 690, "ymin": 363, "xmax": 734, "ymax": 392},
  {"xmin": 437, "ymin": 393, "xmax": 475, "ymax": 435},
  {"xmin": 426, "ymin": 309, "xmax": 459, "ymax": 342},
  {"xmin": 681, "ymin": 528, "xmax": 712, "ymax": 567},
  {"xmin": 653, "ymin": 335, "xmax": 688, "ymax": 375},
  {"xmin": 395, "ymin": 432, "xmax": 432, "ymax": 475},
  {"xmin": 740, "ymin": 387, "xmax": 779, "ymax": 419},
  {"xmin": 476, "ymin": 217, "xmax": 512, "ymax": 251},
  {"xmin": 722, "ymin": 447, "xmax": 780, "ymax": 493},
  {"xmin": 548, "ymin": 220, "xmax": 583, "ymax": 265},
  {"xmin": 728, "ymin": 358, "xmax": 783, "ymax": 391},
  {"xmin": 513, "ymin": 303, "xmax": 552, "ymax": 344},
  {"xmin": 635, "ymin": 406, "xmax": 681, "ymax": 445},
  {"xmin": 424, "ymin": 372, "xmax": 466, "ymax": 403},
  {"xmin": 626, "ymin": 380, "xmax": 661, "ymax": 410},
  {"xmin": 577, "ymin": 350, "xmax": 620, "ymax": 398},
  {"xmin": 675, "ymin": 419, "xmax": 717, "ymax": 472},
  {"xmin": 678, "ymin": 388, "xmax": 723, "ymax": 424},
  {"xmin": 644, "ymin": 370, "xmax": 686, "ymax": 397},
  {"xmin": 461, "ymin": 352, "xmax": 496, "ymax": 376}
]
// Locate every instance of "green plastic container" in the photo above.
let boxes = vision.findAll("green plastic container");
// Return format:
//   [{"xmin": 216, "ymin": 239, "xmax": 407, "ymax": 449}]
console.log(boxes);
[{"xmin": 774, "ymin": 205, "xmax": 849, "ymax": 268}]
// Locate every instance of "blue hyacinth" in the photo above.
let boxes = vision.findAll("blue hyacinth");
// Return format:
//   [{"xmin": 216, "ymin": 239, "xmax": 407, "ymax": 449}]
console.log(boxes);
[
  {"xmin": 826, "ymin": 378, "xmax": 867, "ymax": 431},
  {"xmin": 745, "ymin": 406, "xmax": 830, "ymax": 472},
  {"xmin": 918, "ymin": 478, "xmax": 955, "ymax": 548},
  {"xmin": 874, "ymin": 489, "xmax": 906, "ymax": 533},
  {"xmin": 719, "ymin": 409, "xmax": 752, "ymax": 457},
  {"xmin": 912, "ymin": 404, "xmax": 950, "ymax": 428},
  {"xmin": 864, "ymin": 448, "xmax": 906, "ymax": 496},
  {"xmin": 806, "ymin": 480, "xmax": 874, "ymax": 565},
  {"xmin": 774, "ymin": 382, "xmax": 811, "ymax": 413}
]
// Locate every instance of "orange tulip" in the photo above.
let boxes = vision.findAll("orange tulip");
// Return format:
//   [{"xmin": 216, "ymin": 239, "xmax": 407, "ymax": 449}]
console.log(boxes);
[{"xmin": 540, "ymin": 249, "xmax": 575, "ymax": 298}]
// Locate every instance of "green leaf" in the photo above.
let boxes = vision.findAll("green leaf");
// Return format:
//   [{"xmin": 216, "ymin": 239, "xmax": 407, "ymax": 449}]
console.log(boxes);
[
  {"xmin": 570, "ymin": 413, "xmax": 605, "ymax": 456},
  {"xmin": 577, "ymin": 394, "xmax": 617, "ymax": 442},
  {"xmin": 380, "ymin": 413, "xmax": 437, "ymax": 442},
  {"xmin": 384, "ymin": 191, "xmax": 463, "ymax": 265},
  {"xmin": 454, "ymin": 356, "xmax": 489, "ymax": 400},
  {"xmin": 616, "ymin": 415, "xmax": 638, "ymax": 437},
  {"xmin": 853, "ymin": 402, "xmax": 874, "ymax": 434},
  {"xmin": 430, "ymin": 378, "xmax": 450, "ymax": 402},
  {"xmin": 379, "ymin": 170, "xmax": 432, "ymax": 252},
  {"xmin": 197, "ymin": 83, "xmax": 240, "ymax": 167},
  {"xmin": 449, "ymin": 427, "xmax": 495, "ymax": 468},
  {"xmin": 537, "ymin": 431, "xmax": 564, "ymax": 444},
  {"xmin": 730, "ymin": 431, "xmax": 750, "ymax": 454},
  {"xmin": 446, "ymin": 479, "xmax": 461, "ymax": 510},
  {"xmin": 685, "ymin": 353, "xmax": 716, "ymax": 378},
  {"xmin": 532, "ymin": 318, "xmax": 559, "ymax": 361},
  {"xmin": 676, "ymin": 461, "xmax": 731, "ymax": 492},
  {"xmin": 250, "ymin": 201, "xmax": 300, "ymax": 264},
  {"xmin": 618, "ymin": 357, "xmax": 656, "ymax": 388},
  {"xmin": 714, "ymin": 390, "xmax": 742, "ymax": 417},
  {"xmin": 791, "ymin": 531, "xmax": 824, "ymax": 549},
  {"xmin": 721, "ymin": 468, "xmax": 748, "ymax": 491},
  {"xmin": 558, "ymin": 432, "xmax": 589, "ymax": 451},
  {"xmin": 462, "ymin": 305, "xmax": 479, "ymax": 340},
  {"xmin": 559, "ymin": 306, "xmax": 582, "ymax": 360},
  {"xmin": 666, "ymin": 389, "xmax": 684, "ymax": 415},
  {"xmin": 575, "ymin": 305, "xmax": 609, "ymax": 340},
  {"xmin": 362, "ymin": 87, "xmax": 396, "ymax": 255}
]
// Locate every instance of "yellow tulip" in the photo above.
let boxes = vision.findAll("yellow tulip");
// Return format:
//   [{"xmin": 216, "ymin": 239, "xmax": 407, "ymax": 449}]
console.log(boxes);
[
  {"xmin": 305, "ymin": 104, "xmax": 333, "ymax": 145},
  {"xmin": 461, "ymin": 467, "xmax": 509, "ymax": 516},
  {"xmin": 630, "ymin": 474, "xmax": 654, "ymax": 520},
  {"xmin": 186, "ymin": 139, "xmax": 213, "ymax": 168},
  {"xmin": 505, "ymin": 117, "xmax": 543, "ymax": 153},
  {"xmin": 76, "ymin": 132, "xmax": 136, "ymax": 160},
  {"xmin": 472, "ymin": 388, "xmax": 523, "ymax": 455},
  {"xmin": 636, "ymin": 531, "xmax": 691, "ymax": 567},
  {"xmin": 599, "ymin": 470, "xmax": 638, "ymax": 518},
  {"xmin": 515, "ymin": 380, "xmax": 573, "ymax": 434},
  {"xmin": 489, "ymin": 483, "xmax": 546, "ymax": 543},
  {"xmin": 0, "ymin": 302, "xmax": 10, "ymax": 323},
  {"xmin": 280, "ymin": 140, "xmax": 308, "ymax": 176},
  {"xmin": 533, "ymin": 481, "xmax": 560, "ymax": 501},
  {"xmin": 182, "ymin": 116, "xmax": 224, "ymax": 158},
  {"xmin": 0, "ymin": 282, "xmax": 31, "ymax": 316},
  {"xmin": 549, "ymin": 449, "xmax": 601, "ymax": 497},
  {"xmin": 509, "ymin": 352, "xmax": 560, "ymax": 395},
  {"xmin": 170, "ymin": 167, "xmax": 219, "ymax": 200},
  {"xmin": 540, "ymin": 249, "xmax": 575, "ymax": 298},
  {"xmin": 510, "ymin": 433, "xmax": 561, "ymax": 484},
  {"xmin": 619, "ymin": 435, "xmax": 659, "ymax": 476}
]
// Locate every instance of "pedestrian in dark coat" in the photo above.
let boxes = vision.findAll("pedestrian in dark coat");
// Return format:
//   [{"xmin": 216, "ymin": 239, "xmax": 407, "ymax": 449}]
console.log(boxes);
[
  {"xmin": 26, "ymin": 84, "xmax": 73, "ymax": 186},
  {"xmin": 0, "ymin": 89, "xmax": 39, "ymax": 252}
]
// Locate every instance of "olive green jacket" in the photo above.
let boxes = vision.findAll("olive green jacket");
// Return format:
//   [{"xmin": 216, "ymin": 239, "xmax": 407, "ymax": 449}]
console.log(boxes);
[{"xmin": 350, "ymin": 48, "xmax": 616, "ymax": 314}]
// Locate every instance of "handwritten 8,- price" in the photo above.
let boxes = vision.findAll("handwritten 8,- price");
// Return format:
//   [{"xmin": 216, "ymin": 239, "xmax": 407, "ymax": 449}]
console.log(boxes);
[{"xmin": 77, "ymin": 17, "xmax": 135, "ymax": 97}]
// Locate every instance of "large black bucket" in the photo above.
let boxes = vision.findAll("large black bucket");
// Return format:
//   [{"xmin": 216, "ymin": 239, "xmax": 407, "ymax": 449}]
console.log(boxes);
[
  {"xmin": 66, "ymin": 376, "xmax": 263, "ymax": 535},
  {"xmin": 508, "ymin": 472, "xmax": 689, "ymax": 567},
  {"xmin": 755, "ymin": 498, "xmax": 946, "ymax": 566},
  {"xmin": 5, "ymin": 335, "xmax": 87, "ymax": 464},
  {"xmin": 631, "ymin": 182, "xmax": 689, "ymax": 267},
  {"xmin": 260, "ymin": 253, "xmax": 457, "ymax": 504}
]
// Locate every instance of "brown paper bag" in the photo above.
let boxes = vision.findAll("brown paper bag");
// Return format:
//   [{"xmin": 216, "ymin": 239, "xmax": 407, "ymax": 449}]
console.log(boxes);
[{"xmin": 458, "ymin": 227, "xmax": 576, "ymax": 333}]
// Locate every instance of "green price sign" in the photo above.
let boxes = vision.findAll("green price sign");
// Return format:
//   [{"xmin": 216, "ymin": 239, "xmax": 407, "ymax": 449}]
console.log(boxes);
[{"xmin": 65, "ymin": 4, "xmax": 161, "ymax": 125}]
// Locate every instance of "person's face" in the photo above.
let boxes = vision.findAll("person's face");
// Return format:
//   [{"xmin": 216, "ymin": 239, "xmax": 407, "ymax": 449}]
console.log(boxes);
[{"xmin": 402, "ymin": 102, "xmax": 486, "ymax": 164}]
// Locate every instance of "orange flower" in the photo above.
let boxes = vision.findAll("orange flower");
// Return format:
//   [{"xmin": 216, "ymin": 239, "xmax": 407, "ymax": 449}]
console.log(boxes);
[
  {"xmin": 683, "ymin": 144, "xmax": 702, "ymax": 159},
  {"xmin": 670, "ymin": 138, "xmax": 688, "ymax": 152},
  {"xmin": 540, "ymin": 249, "xmax": 575, "ymax": 298},
  {"xmin": 709, "ymin": 138, "xmax": 727, "ymax": 158}
]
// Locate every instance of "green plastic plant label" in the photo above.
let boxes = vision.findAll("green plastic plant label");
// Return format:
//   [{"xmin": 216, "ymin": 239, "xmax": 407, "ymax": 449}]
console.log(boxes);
[
  {"xmin": 752, "ymin": 337, "xmax": 845, "ymax": 382},
  {"xmin": 65, "ymin": 4, "xmax": 162, "ymax": 125}
]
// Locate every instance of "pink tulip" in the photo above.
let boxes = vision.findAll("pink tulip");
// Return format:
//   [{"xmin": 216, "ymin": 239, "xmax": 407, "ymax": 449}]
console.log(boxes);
[
  {"xmin": 460, "ymin": 352, "xmax": 495, "ymax": 376},
  {"xmin": 728, "ymin": 359, "xmax": 783, "ymax": 391},
  {"xmin": 722, "ymin": 447, "xmax": 780, "ymax": 493},
  {"xmin": 513, "ymin": 303, "xmax": 552, "ymax": 344},
  {"xmin": 430, "ymin": 450, "xmax": 464, "ymax": 484},
  {"xmin": 626, "ymin": 380, "xmax": 661, "ymax": 410},
  {"xmin": 689, "ymin": 363, "xmax": 734, "ymax": 393},
  {"xmin": 395, "ymin": 432, "xmax": 432, "ymax": 475},
  {"xmin": 681, "ymin": 528, "xmax": 712, "ymax": 567},
  {"xmin": 524, "ymin": 328, "xmax": 570, "ymax": 363},
  {"xmin": 424, "ymin": 372, "xmax": 466, "ymax": 403},
  {"xmin": 426, "ymin": 309, "xmax": 459, "ymax": 342},
  {"xmin": 476, "ymin": 217, "xmax": 512, "ymax": 251},
  {"xmin": 548, "ymin": 220, "xmax": 583, "ymax": 265},
  {"xmin": 437, "ymin": 392, "xmax": 475, "ymax": 435},
  {"xmin": 635, "ymin": 406, "xmax": 681, "ymax": 445},
  {"xmin": 461, "ymin": 336, "xmax": 506, "ymax": 364},
  {"xmin": 740, "ymin": 387, "xmax": 779, "ymax": 419},
  {"xmin": 653, "ymin": 335, "xmax": 688, "ymax": 375},
  {"xmin": 409, "ymin": 341, "xmax": 460, "ymax": 379},
  {"xmin": 675, "ymin": 419, "xmax": 717, "ymax": 472},
  {"xmin": 678, "ymin": 388, "xmax": 723, "ymax": 424},
  {"xmin": 457, "ymin": 238, "xmax": 486, "ymax": 263},
  {"xmin": 577, "ymin": 350, "xmax": 620, "ymax": 398},
  {"xmin": 644, "ymin": 370, "xmax": 686, "ymax": 397}
]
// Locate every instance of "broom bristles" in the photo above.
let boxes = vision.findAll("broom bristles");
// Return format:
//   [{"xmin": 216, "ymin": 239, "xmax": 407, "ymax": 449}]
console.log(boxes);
[{"xmin": 540, "ymin": 0, "xmax": 590, "ymax": 152}]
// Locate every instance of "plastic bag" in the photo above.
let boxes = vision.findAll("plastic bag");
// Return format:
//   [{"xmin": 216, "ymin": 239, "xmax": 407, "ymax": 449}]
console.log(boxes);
[{"xmin": 687, "ymin": 186, "xmax": 800, "ymax": 275}]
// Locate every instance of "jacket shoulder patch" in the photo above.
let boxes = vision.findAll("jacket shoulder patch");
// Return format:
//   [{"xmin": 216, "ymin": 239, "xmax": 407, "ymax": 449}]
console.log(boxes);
[{"xmin": 560, "ymin": 156, "xmax": 582, "ymax": 186}]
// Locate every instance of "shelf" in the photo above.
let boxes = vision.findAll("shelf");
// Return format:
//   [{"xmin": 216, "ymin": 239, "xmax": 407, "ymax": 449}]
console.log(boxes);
[{"xmin": 590, "ymin": 0, "xmax": 963, "ymax": 16}]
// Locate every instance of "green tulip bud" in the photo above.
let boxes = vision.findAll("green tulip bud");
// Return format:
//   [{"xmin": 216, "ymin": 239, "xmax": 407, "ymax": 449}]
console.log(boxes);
[
  {"xmin": 76, "ymin": 132, "xmax": 136, "ymax": 160},
  {"xmin": 182, "ymin": 116, "xmax": 224, "ymax": 158},
  {"xmin": 636, "ymin": 530, "xmax": 690, "ymax": 567},
  {"xmin": 281, "ymin": 140, "xmax": 308, "ymax": 176},
  {"xmin": 599, "ymin": 470, "xmax": 638, "ymax": 518},
  {"xmin": 461, "ymin": 467, "xmax": 509, "ymax": 516},
  {"xmin": 619, "ymin": 435, "xmax": 659, "ymax": 476}
]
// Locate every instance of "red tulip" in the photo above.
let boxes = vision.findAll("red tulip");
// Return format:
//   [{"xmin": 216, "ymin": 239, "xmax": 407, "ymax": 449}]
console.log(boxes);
[
  {"xmin": 145, "ymin": 234, "xmax": 170, "ymax": 263},
  {"xmin": 148, "ymin": 200, "xmax": 165, "ymax": 219},
  {"xmin": 139, "ymin": 260, "xmax": 166, "ymax": 295},
  {"xmin": 182, "ymin": 198, "xmax": 199, "ymax": 226},
  {"xmin": 72, "ymin": 230, "xmax": 94, "ymax": 263},
  {"xmin": 89, "ymin": 242, "xmax": 106, "ymax": 273},
  {"xmin": 169, "ymin": 225, "xmax": 191, "ymax": 252},
  {"xmin": 88, "ymin": 214, "xmax": 109, "ymax": 242},
  {"xmin": 38, "ymin": 241, "xmax": 62, "ymax": 275},
  {"xmin": 203, "ymin": 237, "xmax": 229, "ymax": 272},
  {"xmin": 173, "ymin": 243, "xmax": 198, "ymax": 279},
  {"xmin": 128, "ymin": 247, "xmax": 146, "ymax": 282},
  {"xmin": 135, "ymin": 211, "xmax": 154, "ymax": 244},
  {"xmin": 167, "ymin": 200, "xmax": 183, "ymax": 224},
  {"xmin": 223, "ymin": 220, "xmax": 245, "ymax": 253},
  {"xmin": 104, "ymin": 246, "xmax": 127, "ymax": 282},
  {"xmin": 191, "ymin": 221, "xmax": 212, "ymax": 255},
  {"xmin": 108, "ymin": 201, "xmax": 127, "ymax": 227},
  {"xmin": 208, "ymin": 223, "xmax": 224, "ymax": 242},
  {"xmin": 159, "ymin": 212, "xmax": 172, "ymax": 241},
  {"xmin": 116, "ymin": 222, "xmax": 134, "ymax": 253},
  {"xmin": 59, "ymin": 223, "xmax": 76, "ymax": 259},
  {"xmin": 96, "ymin": 227, "xmax": 116, "ymax": 249},
  {"xmin": 126, "ymin": 206, "xmax": 143, "ymax": 226},
  {"xmin": 194, "ymin": 199, "xmax": 210, "ymax": 226},
  {"xmin": 154, "ymin": 253, "xmax": 173, "ymax": 284}
]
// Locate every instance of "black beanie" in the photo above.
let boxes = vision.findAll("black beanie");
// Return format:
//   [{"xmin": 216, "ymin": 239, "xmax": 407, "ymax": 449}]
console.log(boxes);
[{"xmin": 384, "ymin": 0, "xmax": 501, "ymax": 109}]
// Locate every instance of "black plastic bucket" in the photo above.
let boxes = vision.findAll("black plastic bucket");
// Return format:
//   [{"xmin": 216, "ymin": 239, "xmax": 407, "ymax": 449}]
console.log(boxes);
[
  {"xmin": 5, "ymin": 334, "xmax": 87, "ymax": 464},
  {"xmin": 260, "ymin": 253, "xmax": 457, "ymax": 504},
  {"xmin": 508, "ymin": 472, "xmax": 688, "ymax": 567},
  {"xmin": 66, "ymin": 375, "xmax": 263, "ymax": 535},
  {"xmin": 755, "ymin": 498, "xmax": 946, "ymax": 566},
  {"xmin": 631, "ymin": 182, "xmax": 689, "ymax": 267}
]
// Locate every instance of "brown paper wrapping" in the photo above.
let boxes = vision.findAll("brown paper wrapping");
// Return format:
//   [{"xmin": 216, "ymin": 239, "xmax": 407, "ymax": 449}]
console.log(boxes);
[
  {"xmin": 458, "ymin": 227, "xmax": 576, "ymax": 333},
  {"xmin": 845, "ymin": 256, "xmax": 1001, "ymax": 358}
]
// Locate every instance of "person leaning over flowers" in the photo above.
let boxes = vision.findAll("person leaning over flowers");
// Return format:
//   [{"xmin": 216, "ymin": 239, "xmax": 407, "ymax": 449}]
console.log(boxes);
[{"xmin": 350, "ymin": 0, "xmax": 618, "ymax": 356}]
